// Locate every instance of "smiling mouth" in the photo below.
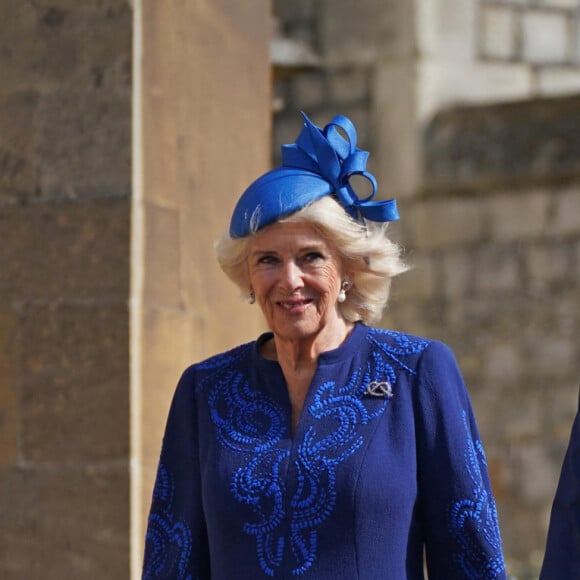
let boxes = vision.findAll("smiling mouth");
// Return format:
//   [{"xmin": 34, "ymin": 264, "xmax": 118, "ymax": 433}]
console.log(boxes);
[{"xmin": 278, "ymin": 298, "xmax": 313, "ymax": 311}]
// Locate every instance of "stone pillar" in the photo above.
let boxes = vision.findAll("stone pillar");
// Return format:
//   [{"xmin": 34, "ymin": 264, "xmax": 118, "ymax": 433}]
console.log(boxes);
[{"xmin": 133, "ymin": 0, "xmax": 270, "ymax": 576}]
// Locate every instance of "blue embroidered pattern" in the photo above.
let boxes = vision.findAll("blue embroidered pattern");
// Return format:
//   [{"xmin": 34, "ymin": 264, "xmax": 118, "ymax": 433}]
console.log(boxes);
[
  {"xmin": 143, "ymin": 463, "xmax": 193, "ymax": 580},
  {"xmin": 448, "ymin": 412, "xmax": 505, "ymax": 579},
  {"xmin": 202, "ymin": 329, "xmax": 428, "ymax": 576}
]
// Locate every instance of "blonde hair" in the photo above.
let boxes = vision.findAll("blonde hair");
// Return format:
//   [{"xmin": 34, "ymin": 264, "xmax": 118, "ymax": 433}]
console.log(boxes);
[{"xmin": 215, "ymin": 196, "xmax": 408, "ymax": 324}]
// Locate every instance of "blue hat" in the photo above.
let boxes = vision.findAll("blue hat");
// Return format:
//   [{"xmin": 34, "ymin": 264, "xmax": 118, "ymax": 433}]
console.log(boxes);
[{"xmin": 229, "ymin": 112, "xmax": 399, "ymax": 238}]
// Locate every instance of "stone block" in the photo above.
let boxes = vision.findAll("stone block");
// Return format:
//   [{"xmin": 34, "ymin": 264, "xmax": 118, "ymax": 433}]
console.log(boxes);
[
  {"xmin": 373, "ymin": 61, "xmax": 421, "ymax": 198},
  {"xmin": 327, "ymin": 67, "xmax": 370, "ymax": 105},
  {"xmin": 381, "ymin": 298, "xmax": 432, "ymax": 336},
  {"xmin": 289, "ymin": 71, "xmax": 326, "ymax": 110},
  {"xmin": 0, "ymin": 307, "xmax": 20, "ymax": 467},
  {"xmin": 481, "ymin": 4, "xmax": 516, "ymax": 60},
  {"xmin": 474, "ymin": 245, "xmax": 522, "ymax": 294},
  {"xmin": 523, "ymin": 331, "xmax": 576, "ymax": 378},
  {"xmin": 441, "ymin": 249, "xmax": 474, "ymax": 298},
  {"xmin": 403, "ymin": 197, "xmax": 485, "ymax": 250},
  {"xmin": 416, "ymin": 0, "xmax": 438, "ymax": 56},
  {"xmin": 488, "ymin": 190, "xmax": 549, "ymax": 241},
  {"xmin": 522, "ymin": 11, "xmax": 569, "ymax": 63},
  {"xmin": 0, "ymin": 200, "xmax": 129, "ymax": 302},
  {"xmin": 481, "ymin": 341, "xmax": 523, "ymax": 386},
  {"xmin": 418, "ymin": 61, "xmax": 532, "ymax": 123},
  {"xmin": 37, "ymin": 89, "xmax": 130, "ymax": 201},
  {"xmin": 577, "ymin": 238, "xmax": 580, "ymax": 280},
  {"xmin": 542, "ymin": 0, "xmax": 579, "ymax": 9},
  {"xmin": 435, "ymin": 0, "xmax": 478, "ymax": 61},
  {"xmin": 0, "ymin": 464, "xmax": 129, "ymax": 579},
  {"xmin": 0, "ymin": 0, "xmax": 131, "ymax": 91},
  {"xmin": 320, "ymin": 0, "xmax": 414, "ymax": 64},
  {"xmin": 20, "ymin": 302, "xmax": 129, "ymax": 463},
  {"xmin": 424, "ymin": 95, "xmax": 580, "ymax": 188},
  {"xmin": 537, "ymin": 67, "xmax": 580, "ymax": 96},
  {"xmin": 526, "ymin": 243, "xmax": 571, "ymax": 285},
  {"xmin": 511, "ymin": 442, "xmax": 564, "ymax": 502},
  {"xmin": 142, "ymin": 203, "xmax": 184, "ymax": 309},
  {"xmin": 395, "ymin": 256, "xmax": 437, "ymax": 300},
  {"xmin": 0, "ymin": 91, "xmax": 40, "ymax": 205},
  {"xmin": 139, "ymin": 308, "xmax": 204, "ymax": 464},
  {"xmin": 273, "ymin": 0, "xmax": 314, "ymax": 22},
  {"xmin": 0, "ymin": 1, "xmax": 79, "ymax": 90},
  {"xmin": 552, "ymin": 186, "xmax": 580, "ymax": 236},
  {"xmin": 544, "ymin": 381, "xmax": 579, "ymax": 439}
]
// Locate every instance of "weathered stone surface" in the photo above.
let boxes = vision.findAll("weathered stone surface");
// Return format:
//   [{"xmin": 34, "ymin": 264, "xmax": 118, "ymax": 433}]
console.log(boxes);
[
  {"xmin": 424, "ymin": 95, "xmax": 580, "ymax": 188},
  {"xmin": 273, "ymin": 0, "xmax": 314, "ymax": 22},
  {"xmin": 373, "ymin": 61, "xmax": 421, "ymax": 198},
  {"xmin": 0, "ymin": 308, "xmax": 20, "ymax": 467},
  {"xmin": 0, "ymin": 465, "xmax": 129, "ymax": 580},
  {"xmin": 402, "ymin": 197, "xmax": 485, "ymax": 249},
  {"xmin": 526, "ymin": 242, "xmax": 572, "ymax": 286},
  {"xmin": 394, "ymin": 256, "xmax": 437, "ymax": 300},
  {"xmin": 474, "ymin": 245, "xmax": 522, "ymax": 294},
  {"xmin": 441, "ymin": 250, "xmax": 473, "ymax": 299},
  {"xmin": 320, "ymin": 0, "xmax": 414, "ymax": 64},
  {"xmin": 0, "ymin": 200, "xmax": 129, "ymax": 302},
  {"xmin": 0, "ymin": 91, "xmax": 40, "ymax": 205},
  {"xmin": 139, "ymin": 307, "xmax": 207, "ymax": 464},
  {"xmin": 552, "ymin": 186, "xmax": 580, "ymax": 236},
  {"xmin": 488, "ymin": 190, "xmax": 550, "ymax": 241},
  {"xmin": 326, "ymin": 67, "xmax": 370, "ymax": 105},
  {"xmin": 37, "ymin": 89, "xmax": 130, "ymax": 201},
  {"xmin": 0, "ymin": 0, "xmax": 131, "ymax": 91},
  {"xmin": 142, "ymin": 203, "xmax": 183, "ymax": 309},
  {"xmin": 481, "ymin": 5, "xmax": 517, "ymax": 60},
  {"xmin": 289, "ymin": 71, "xmax": 326, "ymax": 110},
  {"xmin": 522, "ymin": 11, "xmax": 569, "ymax": 63},
  {"xmin": 20, "ymin": 302, "xmax": 129, "ymax": 463}
]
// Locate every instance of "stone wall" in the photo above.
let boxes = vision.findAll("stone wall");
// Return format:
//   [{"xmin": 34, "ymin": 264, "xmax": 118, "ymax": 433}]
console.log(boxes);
[
  {"xmin": 392, "ymin": 97, "xmax": 580, "ymax": 578},
  {"xmin": 0, "ymin": 1, "xmax": 132, "ymax": 578}
]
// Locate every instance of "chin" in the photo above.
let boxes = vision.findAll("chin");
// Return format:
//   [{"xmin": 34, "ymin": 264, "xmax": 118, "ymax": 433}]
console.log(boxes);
[{"xmin": 271, "ymin": 321, "xmax": 320, "ymax": 341}]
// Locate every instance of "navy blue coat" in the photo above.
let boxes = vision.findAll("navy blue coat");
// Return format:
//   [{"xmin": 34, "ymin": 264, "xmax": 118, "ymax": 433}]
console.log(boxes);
[
  {"xmin": 541, "ymin": 389, "xmax": 580, "ymax": 579},
  {"xmin": 143, "ymin": 323, "xmax": 506, "ymax": 579}
]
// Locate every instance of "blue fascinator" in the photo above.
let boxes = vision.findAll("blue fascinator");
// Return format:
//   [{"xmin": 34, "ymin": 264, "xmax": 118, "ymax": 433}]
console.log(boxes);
[{"xmin": 229, "ymin": 112, "xmax": 399, "ymax": 238}]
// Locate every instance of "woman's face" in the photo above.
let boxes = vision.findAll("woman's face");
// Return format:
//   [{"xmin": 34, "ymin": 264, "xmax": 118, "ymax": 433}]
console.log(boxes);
[{"xmin": 247, "ymin": 221, "xmax": 346, "ymax": 343}]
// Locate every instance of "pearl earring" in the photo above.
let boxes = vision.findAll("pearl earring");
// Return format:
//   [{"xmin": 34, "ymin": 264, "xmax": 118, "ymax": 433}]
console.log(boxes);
[
  {"xmin": 248, "ymin": 290, "xmax": 255, "ymax": 304},
  {"xmin": 338, "ymin": 280, "xmax": 350, "ymax": 303}
]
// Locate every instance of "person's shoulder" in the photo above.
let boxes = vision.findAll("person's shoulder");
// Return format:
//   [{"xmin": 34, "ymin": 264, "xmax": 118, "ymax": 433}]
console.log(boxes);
[
  {"xmin": 366, "ymin": 326, "xmax": 432, "ymax": 354},
  {"xmin": 365, "ymin": 326, "xmax": 458, "ymax": 368},
  {"xmin": 184, "ymin": 340, "xmax": 255, "ymax": 378}
]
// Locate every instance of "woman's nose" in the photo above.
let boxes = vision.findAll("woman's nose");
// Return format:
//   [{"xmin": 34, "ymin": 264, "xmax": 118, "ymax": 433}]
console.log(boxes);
[{"xmin": 279, "ymin": 260, "xmax": 304, "ymax": 291}]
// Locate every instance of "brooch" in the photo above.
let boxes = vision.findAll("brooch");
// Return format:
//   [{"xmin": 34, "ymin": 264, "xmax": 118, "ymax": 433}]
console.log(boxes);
[{"xmin": 365, "ymin": 381, "xmax": 393, "ymax": 398}]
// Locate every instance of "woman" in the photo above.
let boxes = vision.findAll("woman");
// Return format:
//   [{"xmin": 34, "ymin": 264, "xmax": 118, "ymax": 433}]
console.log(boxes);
[
  {"xmin": 540, "ymin": 388, "xmax": 580, "ymax": 578},
  {"xmin": 142, "ymin": 113, "xmax": 507, "ymax": 579}
]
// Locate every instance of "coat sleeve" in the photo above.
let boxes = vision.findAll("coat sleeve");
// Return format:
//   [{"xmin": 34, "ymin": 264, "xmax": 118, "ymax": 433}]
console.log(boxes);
[
  {"xmin": 413, "ymin": 341, "xmax": 507, "ymax": 580},
  {"xmin": 540, "ymin": 389, "xmax": 580, "ymax": 579},
  {"xmin": 142, "ymin": 366, "xmax": 210, "ymax": 580}
]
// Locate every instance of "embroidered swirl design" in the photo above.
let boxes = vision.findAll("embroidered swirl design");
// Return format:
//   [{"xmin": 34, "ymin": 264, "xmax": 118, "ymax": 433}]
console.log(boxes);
[
  {"xmin": 143, "ymin": 464, "xmax": 193, "ymax": 580},
  {"xmin": 203, "ymin": 330, "xmax": 428, "ymax": 576},
  {"xmin": 448, "ymin": 412, "xmax": 505, "ymax": 579}
]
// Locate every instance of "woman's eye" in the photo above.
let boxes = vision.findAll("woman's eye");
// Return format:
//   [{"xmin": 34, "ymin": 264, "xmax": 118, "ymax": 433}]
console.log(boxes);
[
  {"xmin": 257, "ymin": 255, "xmax": 277, "ymax": 265},
  {"xmin": 304, "ymin": 252, "xmax": 324, "ymax": 262}
]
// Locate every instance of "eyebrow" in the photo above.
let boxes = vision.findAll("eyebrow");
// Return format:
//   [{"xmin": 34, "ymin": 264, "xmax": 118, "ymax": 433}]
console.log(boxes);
[{"xmin": 250, "ymin": 243, "xmax": 327, "ymax": 257}]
